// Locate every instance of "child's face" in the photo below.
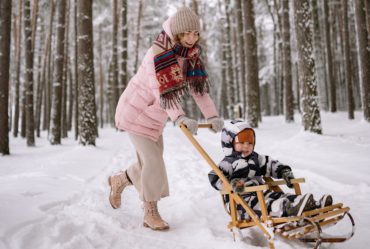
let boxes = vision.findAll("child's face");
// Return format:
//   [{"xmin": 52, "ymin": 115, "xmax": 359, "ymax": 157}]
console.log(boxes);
[
  {"xmin": 179, "ymin": 31, "xmax": 199, "ymax": 48},
  {"xmin": 234, "ymin": 142, "xmax": 254, "ymax": 157}
]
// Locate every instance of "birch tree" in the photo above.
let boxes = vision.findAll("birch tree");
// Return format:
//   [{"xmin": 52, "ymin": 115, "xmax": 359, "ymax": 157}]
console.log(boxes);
[
  {"xmin": 0, "ymin": 0, "xmax": 12, "ymax": 155},
  {"xmin": 77, "ymin": 0, "xmax": 97, "ymax": 145},
  {"xmin": 293, "ymin": 0, "xmax": 322, "ymax": 134}
]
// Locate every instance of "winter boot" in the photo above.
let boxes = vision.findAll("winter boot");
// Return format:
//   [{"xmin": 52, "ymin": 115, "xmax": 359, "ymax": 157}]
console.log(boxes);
[
  {"xmin": 286, "ymin": 193, "xmax": 317, "ymax": 216},
  {"xmin": 143, "ymin": 201, "xmax": 170, "ymax": 231},
  {"xmin": 317, "ymin": 194, "xmax": 333, "ymax": 208},
  {"xmin": 108, "ymin": 170, "xmax": 132, "ymax": 209}
]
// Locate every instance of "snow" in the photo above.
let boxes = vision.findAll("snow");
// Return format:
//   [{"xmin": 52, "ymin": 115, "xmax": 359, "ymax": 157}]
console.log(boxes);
[{"xmin": 1, "ymin": 111, "xmax": 369, "ymax": 249}]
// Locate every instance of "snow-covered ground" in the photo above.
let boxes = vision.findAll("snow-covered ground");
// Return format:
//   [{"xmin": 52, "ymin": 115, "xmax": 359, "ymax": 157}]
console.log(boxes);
[{"xmin": 1, "ymin": 112, "xmax": 369, "ymax": 249}]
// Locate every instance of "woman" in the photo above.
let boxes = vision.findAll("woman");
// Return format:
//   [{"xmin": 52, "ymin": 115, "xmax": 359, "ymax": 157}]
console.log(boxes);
[{"xmin": 108, "ymin": 7, "xmax": 224, "ymax": 231}]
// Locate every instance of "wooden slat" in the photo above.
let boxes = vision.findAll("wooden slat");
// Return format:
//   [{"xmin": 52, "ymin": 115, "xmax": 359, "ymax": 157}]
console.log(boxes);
[
  {"xmin": 263, "ymin": 177, "xmax": 283, "ymax": 192},
  {"xmin": 293, "ymin": 182, "xmax": 302, "ymax": 195},
  {"xmin": 265, "ymin": 178, "xmax": 305, "ymax": 187},
  {"xmin": 302, "ymin": 203, "xmax": 343, "ymax": 217},
  {"xmin": 308, "ymin": 207, "xmax": 349, "ymax": 222},
  {"xmin": 256, "ymin": 190, "xmax": 268, "ymax": 222}
]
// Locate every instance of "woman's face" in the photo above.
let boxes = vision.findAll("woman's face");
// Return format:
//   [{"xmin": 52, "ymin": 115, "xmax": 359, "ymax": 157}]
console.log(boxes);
[{"xmin": 179, "ymin": 31, "xmax": 200, "ymax": 48}]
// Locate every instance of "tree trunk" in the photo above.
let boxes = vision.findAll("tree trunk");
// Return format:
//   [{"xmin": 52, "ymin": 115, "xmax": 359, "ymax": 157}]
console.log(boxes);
[
  {"xmin": 293, "ymin": 0, "xmax": 322, "ymax": 134},
  {"xmin": 77, "ymin": 0, "xmax": 97, "ymax": 145},
  {"xmin": 243, "ymin": 0, "xmax": 260, "ymax": 127},
  {"xmin": 35, "ymin": 13, "xmax": 45, "ymax": 137},
  {"xmin": 235, "ymin": 0, "xmax": 246, "ymax": 116},
  {"xmin": 224, "ymin": 0, "xmax": 236, "ymax": 118},
  {"xmin": 120, "ymin": 0, "xmax": 128, "ymax": 93},
  {"xmin": 50, "ymin": 0, "xmax": 67, "ymax": 145},
  {"xmin": 323, "ymin": 1, "xmax": 337, "ymax": 112},
  {"xmin": 61, "ymin": 0, "xmax": 70, "ymax": 138},
  {"xmin": 354, "ymin": 0, "xmax": 370, "ymax": 121},
  {"xmin": 74, "ymin": 0, "xmax": 79, "ymax": 140},
  {"xmin": 365, "ymin": 0, "xmax": 370, "ymax": 47},
  {"xmin": 341, "ymin": 0, "xmax": 355, "ymax": 119},
  {"xmin": 0, "ymin": 0, "xmax": 12, "ymax": 155},
  {"xmin": 281, "ymin": 0, "xmax": 294, "ymax": 122},
  {"xmin": 13, "ymin": 0, "xmax": 23, "ymax": 138},
  {"xmin": 311, "ymin": 0, "xmax": 329, "ymax": 111},
  {"xmin": 24, "ymin": 0, "xmax": 35, "ymax": 146},
  {"xmin": 42, "ymin": 0, "xmax": 55, "ymax": 131},
  {"xmin": 134, "ymin": 0, "xmax": 142, "ymax": 73},
  {"xmin": 218, "ymin": 1, "xmax": 228, "ymax": 118},
  {"xmin": 264, "ymin": 0, "xmax": 279, "ymax": 116},
  {"xmin": 111, "ymin": 0, "xmax": 119, "ymax": 125},
  {"xmin": 98, "ymin": 25, "xmax": 104, "ymax": 128}
]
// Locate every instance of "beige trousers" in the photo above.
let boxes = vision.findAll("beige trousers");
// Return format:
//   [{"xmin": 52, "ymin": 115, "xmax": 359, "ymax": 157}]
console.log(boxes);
[{"xmin": 126, "ymin": 133, "xmax": 169, "ymax": 202}]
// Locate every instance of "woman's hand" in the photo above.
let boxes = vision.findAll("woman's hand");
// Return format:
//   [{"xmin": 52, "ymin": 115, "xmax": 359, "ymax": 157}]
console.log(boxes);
[
  {"xmin": 207, "ymin": 117, "xmax": 224, "ymax": 133},
  {"xmin": 175, "ymin": 115, "xmax": 198, "ymax": 134}
]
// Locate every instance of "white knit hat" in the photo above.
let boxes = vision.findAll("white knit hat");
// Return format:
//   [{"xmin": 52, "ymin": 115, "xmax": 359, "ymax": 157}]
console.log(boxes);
[{"xmin": 170, "ymin": 7, "xmax": 200, "ymax": 36}]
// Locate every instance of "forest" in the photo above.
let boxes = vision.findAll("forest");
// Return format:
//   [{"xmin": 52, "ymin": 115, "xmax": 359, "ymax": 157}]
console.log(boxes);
[{"xmin": 1, "ymin": 0, "xmax": 370, "ymax": 155}]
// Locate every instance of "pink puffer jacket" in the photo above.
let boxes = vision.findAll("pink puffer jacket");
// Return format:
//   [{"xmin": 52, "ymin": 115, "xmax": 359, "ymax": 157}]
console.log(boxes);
[{"xmin": 115, "ymin": 17, "xmax": 218, "ymax": 141}]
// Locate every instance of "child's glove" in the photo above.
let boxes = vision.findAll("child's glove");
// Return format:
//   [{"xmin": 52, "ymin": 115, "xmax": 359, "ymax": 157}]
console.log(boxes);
[
  {"xmin": 281, "ymin": 168, "xmax": 295, "ymax": 188},
  {"xmin": 207, "ymin": 117, "xmax": 224, "ymax": 133},
  {"xmin": 176, "ymin": 115, "xmax": 198, "ymax": 134},
  {"xmin": 230, "ymin": 178, "xmax": 245, "ymax": 193}
]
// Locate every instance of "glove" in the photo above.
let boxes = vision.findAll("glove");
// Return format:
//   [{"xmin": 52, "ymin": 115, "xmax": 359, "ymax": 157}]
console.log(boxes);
[
  {"xmin": 230, "ymin": 178, "xmax": 245, "ymax": 193},
  {"xmin": 207, "ymin": 116, "xmax": 224, "ymax": 133},
  {"xmin": 281, "ymin": 168, "xmax": 295, "ymax": 188},
  {"xmin": 176, "ymin": 115, "xmax": 198, "ymax": 134}
]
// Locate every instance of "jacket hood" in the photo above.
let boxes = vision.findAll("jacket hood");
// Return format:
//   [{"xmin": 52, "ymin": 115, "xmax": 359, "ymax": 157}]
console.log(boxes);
[
  {"xmin": 221, "ymin": 120, "xmax": 255, "ymax": 157},
  {"xmin": 162, "ymin": 17, "xmax": 175, "ymax": 41}
]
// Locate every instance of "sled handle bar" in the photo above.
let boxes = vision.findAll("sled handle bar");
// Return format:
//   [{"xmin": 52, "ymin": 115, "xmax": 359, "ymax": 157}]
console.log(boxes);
[{"xmin": 197, "ymin": 124, "xmax": 212, "ymax": 128}]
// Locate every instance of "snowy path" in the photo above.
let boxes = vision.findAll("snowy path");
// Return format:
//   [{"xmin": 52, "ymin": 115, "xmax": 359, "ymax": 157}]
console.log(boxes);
[{"xmin": 0, "ymin": 112, "xmax": 369, "ymax": 248}]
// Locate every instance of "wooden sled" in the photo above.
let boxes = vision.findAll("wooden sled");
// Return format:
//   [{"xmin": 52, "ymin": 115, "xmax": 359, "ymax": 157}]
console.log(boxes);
[{"xmin": 180, "ymin": 124, "xmax": 355, "ymax": 249}]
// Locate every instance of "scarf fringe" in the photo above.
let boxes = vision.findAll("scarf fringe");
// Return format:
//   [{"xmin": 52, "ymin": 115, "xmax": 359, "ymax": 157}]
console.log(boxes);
[
  {"xmin": 188, "ymin": 78, "xmax": 210, "ymax": 95},
  {"xmin": 160, "ymin": 79, "xmax": 210, "ymax": 109}
]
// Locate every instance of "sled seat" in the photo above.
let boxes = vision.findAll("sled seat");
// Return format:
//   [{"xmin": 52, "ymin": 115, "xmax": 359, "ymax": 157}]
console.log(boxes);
[{"xmin": 180, "ymin": 124, "xmax": 355, "ymax": 249}]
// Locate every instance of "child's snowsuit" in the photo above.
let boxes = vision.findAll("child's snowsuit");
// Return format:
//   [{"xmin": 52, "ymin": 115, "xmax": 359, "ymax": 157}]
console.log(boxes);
[{"xmin": 208, "ymin": 120, "xmax": 301, "ymax": 219}]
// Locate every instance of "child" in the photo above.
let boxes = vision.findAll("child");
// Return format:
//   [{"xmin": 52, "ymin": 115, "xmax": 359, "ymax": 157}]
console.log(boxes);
[
  {"xmin": 108, "ymin": 7, "xmax": 224, "ymax": 231},
  {"xmin": 208, "ymin": 120, "xmax": 332, "ymax": 219}
]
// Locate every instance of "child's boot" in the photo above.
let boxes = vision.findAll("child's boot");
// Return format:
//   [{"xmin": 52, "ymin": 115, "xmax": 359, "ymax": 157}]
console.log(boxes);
[
  {"xmin": 108, "ymin": 170, "xmax": 132, "ymax": 209},
  {"xmin": 317, "ymin": 194, "xmax": 333, "ymax": 208},
  {"xmin": 143, "ymin": 201, "xmax": 170, "ymax": 231},
  {"xmin": 286, "ymin": 193, "xmax": 316, "ymax": 216}
]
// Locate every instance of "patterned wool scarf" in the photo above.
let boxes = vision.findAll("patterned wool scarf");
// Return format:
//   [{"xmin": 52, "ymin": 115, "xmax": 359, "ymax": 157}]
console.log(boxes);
[{"xmin": 153, "ymin": 30, "xmax": 209, "ymax": 109}]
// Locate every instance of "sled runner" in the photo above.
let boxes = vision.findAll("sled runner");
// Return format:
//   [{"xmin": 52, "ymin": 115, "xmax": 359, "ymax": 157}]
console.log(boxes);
[{"xmin": 180, "ymin": 124, "xmax": 355, "ymax": 249}]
